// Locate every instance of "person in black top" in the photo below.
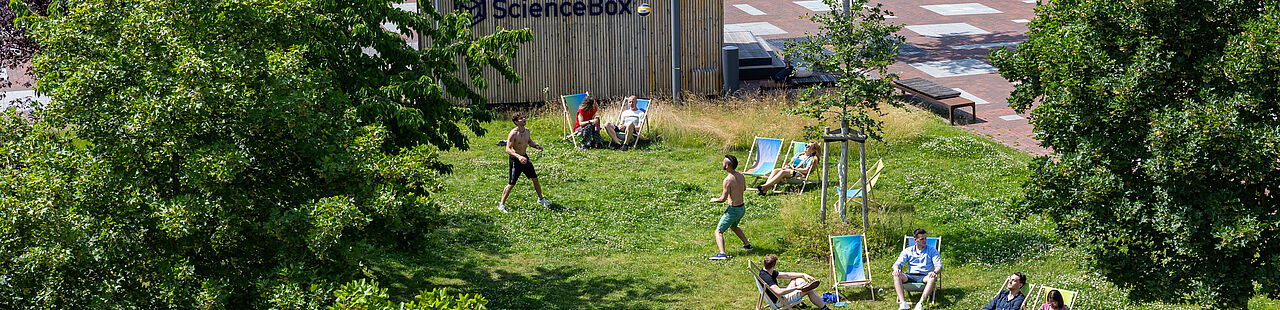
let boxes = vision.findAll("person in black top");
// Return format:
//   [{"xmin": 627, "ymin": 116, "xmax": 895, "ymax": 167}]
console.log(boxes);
[
  {"xmin": 758, "ymin": 254, "xmax": 830, "ymax": 310},
  {"xmin": 981, "ymin": 272, "xmax": 1028, "ymax": 310}
]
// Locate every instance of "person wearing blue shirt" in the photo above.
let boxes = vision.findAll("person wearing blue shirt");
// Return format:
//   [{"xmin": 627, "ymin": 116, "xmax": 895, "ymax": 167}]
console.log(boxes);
[
  {"xmin": 982, "ymin": 272, "xmax": 1028, "ymax": 310},
  {"xmin": 892, "ymin": 228, "xmax": 942, "ymax": 310}
]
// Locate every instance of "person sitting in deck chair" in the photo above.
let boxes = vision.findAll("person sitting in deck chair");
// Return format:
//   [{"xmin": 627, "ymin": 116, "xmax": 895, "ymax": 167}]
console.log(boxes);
[
  {"xmin": 755, "ymin": 142, "xmax": 821, "ymax": 194},
  {"xmin": 893, "ymin": 228, "xmax": 942, "ymax": 310},
  {"xmin": 1035, "ymin": 290, "xmax": 1070, "ymax": 310},
  {"xmin": 575, "ymin": 97, "xmax": 604, "ymax": 149},
  {"xmin": 759, "ymin": 254, "xmax": 831, "ymax": 310},
  {"xmin": 604, "ymin": 96, "xmax": 645, "ymax": 150}
]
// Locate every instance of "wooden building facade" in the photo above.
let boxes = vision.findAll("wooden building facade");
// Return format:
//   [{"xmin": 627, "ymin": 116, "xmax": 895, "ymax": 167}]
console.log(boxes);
[{"xmin": 437, "ymin": 0, "xmax": 723, "ymax": 103}]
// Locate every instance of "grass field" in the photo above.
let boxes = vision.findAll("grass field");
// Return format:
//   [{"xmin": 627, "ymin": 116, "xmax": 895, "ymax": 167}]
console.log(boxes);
[{"xmin": 378, "ymin": 96, "xmax": 1278, "ymax": 309}]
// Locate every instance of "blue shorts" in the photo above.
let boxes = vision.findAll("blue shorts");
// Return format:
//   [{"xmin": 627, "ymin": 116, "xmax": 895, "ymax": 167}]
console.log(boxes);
[{"xmin": 905, "ymin": 273, "xmax": 929, "ymax": 283}]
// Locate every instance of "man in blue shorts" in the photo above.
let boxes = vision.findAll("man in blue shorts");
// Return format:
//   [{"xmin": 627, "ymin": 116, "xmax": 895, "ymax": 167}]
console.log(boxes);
[
  {"xmin": 892, "ymin": 228, "xmax": 942, "ymax": 310},
  {"xmin": 708, "ymin": 154, "xmax": 752, "ymax": 260}
]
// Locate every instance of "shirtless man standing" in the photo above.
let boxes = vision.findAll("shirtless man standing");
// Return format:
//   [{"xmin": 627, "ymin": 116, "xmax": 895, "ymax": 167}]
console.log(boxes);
[
  {"xmin": 499, "ymin": 112, "xmax": 550, "ymax": 212},
  {"xmin": 709, "ymin": 154, "xmax": 753, "ymax": 260}
]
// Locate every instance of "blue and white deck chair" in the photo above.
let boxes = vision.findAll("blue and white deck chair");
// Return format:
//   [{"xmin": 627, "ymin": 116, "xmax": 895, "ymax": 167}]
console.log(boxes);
[
  {"xmin": 899, "ymin": 235, "xmax": 943, "ymax": 305},
  {"xmin": 743, "ymin": 137, "xmax": 784, "ymax": 180},
  {"xmin": 829, "ymin": 234, "xmax": 875, "ymax": 301},
  {"xmin": 561, "ymin": 92, "xmax": 590, "ymax": 143},
  {"xmin": 749, "ymin": 261, "xmax": 803, "ymax": 310},
  {"xmin": 611, "ymin": 98, "xmax": 651, "ymax": 148}
]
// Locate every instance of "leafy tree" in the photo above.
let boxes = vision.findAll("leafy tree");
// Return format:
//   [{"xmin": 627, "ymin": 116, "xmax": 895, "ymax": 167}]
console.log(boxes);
[
  {"xmin": 991, "ymin": 1, "xmax": 1279, "ymax": 307},
  {"xmin": 0, "ymin": 0, "xmax": 530, "ymax": 308},
  {"xmin": 780, "ymin": 0, "xmax": 902, "ymax": 225},
  {"xmin": 781, "ymin": 0, "xmax": 903, "ymax": 141}
]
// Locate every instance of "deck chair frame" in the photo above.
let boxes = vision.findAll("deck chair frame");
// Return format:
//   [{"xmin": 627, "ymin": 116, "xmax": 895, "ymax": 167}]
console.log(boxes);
[
  {"xmin": 609, "ymin": 98, "xmax": 652, "ymax": 148},
  {"xmin": 560, "ymin": 92, "xmax": 590, "ymax": 144},
  {"xmin": 1028, "ymin": 285, "xmax": 1078, "ymax": 310},
  {"xmin": 844, "ymin": 159, "xmax": 884, "ymax": 203},
  {"xmin": 749, "ymin": 261, "xmax": 803, "ymax": 310},
  {"xmin": 828, "ymin": 234, "xmax": 875, "ymax": 302},
  {"xmin": 898, "ymin": 235, "xmax": 942, "ymax": 305}
]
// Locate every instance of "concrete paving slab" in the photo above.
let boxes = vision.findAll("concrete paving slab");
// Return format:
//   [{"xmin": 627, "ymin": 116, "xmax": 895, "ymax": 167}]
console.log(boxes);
[
  {"xmin": 904, "ymin": 23, "xmax": 991, "ymax": 37},
  {"xmin": 909, "ymin": 58, "xmax": 1000, "ymax": 78},
  {"xmin": 920, "ymin": 3, "xmax": 1002, "ymax": 16}
]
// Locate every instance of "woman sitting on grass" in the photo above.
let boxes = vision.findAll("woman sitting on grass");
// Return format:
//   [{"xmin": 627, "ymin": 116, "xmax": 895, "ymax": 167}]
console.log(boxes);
[
  {"xmin": 755, "ymin": 142, "xmax": 821, "ymax": 194},
  {"xmin": 1037, "ymin": 290, "xmax": 1070, "ymax": 310}
]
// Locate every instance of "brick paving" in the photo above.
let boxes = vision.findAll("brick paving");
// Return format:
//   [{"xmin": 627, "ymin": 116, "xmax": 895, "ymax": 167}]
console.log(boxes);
[{"xmin": 725, "ymin": 0, "xmax": 1050, "ymax": 156}]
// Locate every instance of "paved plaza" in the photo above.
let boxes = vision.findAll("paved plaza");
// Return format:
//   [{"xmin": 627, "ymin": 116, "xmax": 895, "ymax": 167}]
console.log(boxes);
[{"xmin": 725, "ymin": 0, "xmax": 1049, "ymax": 155}]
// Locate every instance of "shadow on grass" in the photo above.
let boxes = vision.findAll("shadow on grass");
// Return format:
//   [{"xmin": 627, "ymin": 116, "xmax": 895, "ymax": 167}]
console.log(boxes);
[
  {"xmin": 930, "ymin": 286, "xmax": 970, "ymax": 308},
  {"xmin": 369, "ymin": 210, "xmax": 691, "ymax": 309}
]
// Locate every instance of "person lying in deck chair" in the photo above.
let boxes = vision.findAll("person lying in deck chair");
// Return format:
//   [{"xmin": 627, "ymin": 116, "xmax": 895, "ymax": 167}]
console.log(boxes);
[
  {"xmin": 759, "ymin": 254, "xmax": 832, "ymax": 310},
  {"xmin": 982, "ymin": 272, "xmax": 1027, "ymax": 310},
  {"xmin": 604, "ymin": 96, "xmax": 645, "ymax": 150},
  {"xmin": 755, "ymin": 142, "xmax": 822, "ymax": 194}
]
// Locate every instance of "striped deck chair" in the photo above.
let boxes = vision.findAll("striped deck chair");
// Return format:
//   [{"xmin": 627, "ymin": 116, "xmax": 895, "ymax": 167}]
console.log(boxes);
[
  {"xmin": 843, "ymin": 159, "xmax": 884, "ymax": 204},
  {"xmin": 829, "ymin": 234, "xmax": 875, "ymax": 301},
  {"xmin": 1028, "ymin": 286, "xmax": 1079, "ymax": 310},
  {"xmin": 777, "ymin": 141, "xmax": 819, "ymax": 194},
  {"xmin": 743, "ymin": 137, "xmax": 784, "ymax": 183},
  {"xmin": 610, "ymin": 98, "xmax": 651, "ymax": 148},
  {"xmin": 749, "ymin": 261, "xmax": 803, "ymax": 310},
  {"xmin": 561, "ymin": 92, "xmax": 589, "ymax": 144},
  {"xmin": 899, "ymin": 235, "xmax": 943, "ymax": 305}
]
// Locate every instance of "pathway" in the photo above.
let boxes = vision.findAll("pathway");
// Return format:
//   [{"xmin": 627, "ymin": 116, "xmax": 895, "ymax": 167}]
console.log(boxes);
[{"xmin": 725, "ymin": 0, "xmax": 1050, "ymax": 155}]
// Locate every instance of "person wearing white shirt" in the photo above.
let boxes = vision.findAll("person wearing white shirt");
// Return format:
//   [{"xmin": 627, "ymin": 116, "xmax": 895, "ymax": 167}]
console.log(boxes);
[{"xmin": 604, "ymin": 96, "xmax": 646, "ymax": 150}]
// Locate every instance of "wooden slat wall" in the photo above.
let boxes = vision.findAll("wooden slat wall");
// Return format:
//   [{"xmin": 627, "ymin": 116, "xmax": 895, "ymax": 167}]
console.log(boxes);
[{"xmin": 441, "ymin": 0, "xmax": 722, "ymax": 103}]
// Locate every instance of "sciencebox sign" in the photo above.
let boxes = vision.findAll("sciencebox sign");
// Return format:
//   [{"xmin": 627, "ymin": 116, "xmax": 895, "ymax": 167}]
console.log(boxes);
[{"xmin": 459, "ymin": 0, "xmax": 639, "ymax": 25}]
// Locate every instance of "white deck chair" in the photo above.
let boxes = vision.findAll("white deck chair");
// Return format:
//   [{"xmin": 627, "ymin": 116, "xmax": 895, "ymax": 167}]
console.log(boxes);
[{"xmin": 610, "ymin": 98, "xmax": 650, "ymax": 148}]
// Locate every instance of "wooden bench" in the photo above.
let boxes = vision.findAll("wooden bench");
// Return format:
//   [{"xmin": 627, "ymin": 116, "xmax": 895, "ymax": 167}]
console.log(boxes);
[{"xmin": 893, "ymin": 78, "xmax": 976, "ymax": 125}]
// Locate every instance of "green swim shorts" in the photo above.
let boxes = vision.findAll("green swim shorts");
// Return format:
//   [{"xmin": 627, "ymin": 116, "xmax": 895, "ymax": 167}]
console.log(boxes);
[{"xmin": 716, "ymin": 204, "xmax": 746, "ymax": 231}]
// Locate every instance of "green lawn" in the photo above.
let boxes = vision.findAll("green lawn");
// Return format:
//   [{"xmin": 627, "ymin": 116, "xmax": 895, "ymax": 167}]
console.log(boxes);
[{"xmin": 378, "ymin": 101, "xmax": 1278, "ymax": 309}]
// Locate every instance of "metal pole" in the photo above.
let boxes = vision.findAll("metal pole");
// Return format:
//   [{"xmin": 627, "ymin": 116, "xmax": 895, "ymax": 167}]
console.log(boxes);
[
  {"xmin": 820, "ymin": 127, "xmax": 829, "ymax": 223},
  {"xmin": 860, "ymin": 140, "xmax": 869, "ymax": 229},
  {"xmin": 722, "ymin": 46, "xmax": 739, "ymax": 95},
  {"xmin": 671, "ymin": 0, "xmax": 681, "ymax": 101},
  {"xmin": 842, "ymin": 0, "xmax": 850, "ymax": 15},
  {"xmin": 838, "ymin": 126, "xmax": 848, "ymax": 223}
]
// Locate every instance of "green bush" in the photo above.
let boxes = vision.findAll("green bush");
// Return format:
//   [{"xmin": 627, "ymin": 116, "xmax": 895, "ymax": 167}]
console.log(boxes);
[
  {"xmin": 329, "ymin": 280, "xmax": 487, "ymax": 310},
  {"xmin": 0, "ymin": 0, "xmax": 529, "ymax": 308},
  {"xmin": 991, "ymin": 0, "xmax": 1280, "ymax": 306}
]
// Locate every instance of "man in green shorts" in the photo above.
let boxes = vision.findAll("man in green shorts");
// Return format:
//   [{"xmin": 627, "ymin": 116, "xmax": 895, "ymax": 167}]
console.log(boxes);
[{"xmin": 709, "ymin": 154, "xmax": 753, "ymax": 260}]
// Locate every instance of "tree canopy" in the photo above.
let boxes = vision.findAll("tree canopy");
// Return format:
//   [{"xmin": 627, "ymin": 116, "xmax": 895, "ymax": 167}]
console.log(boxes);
[
  {"xmin": 782, "ymin": 0, "xmax": 903, "ymax": 141},
  {"xmin": 0, "ymin": 0, "xmax": 530, "ymax": 308},
  {"xmin": 991, "ymin": 1, "xmax": 1279, "ymax": 307}
]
